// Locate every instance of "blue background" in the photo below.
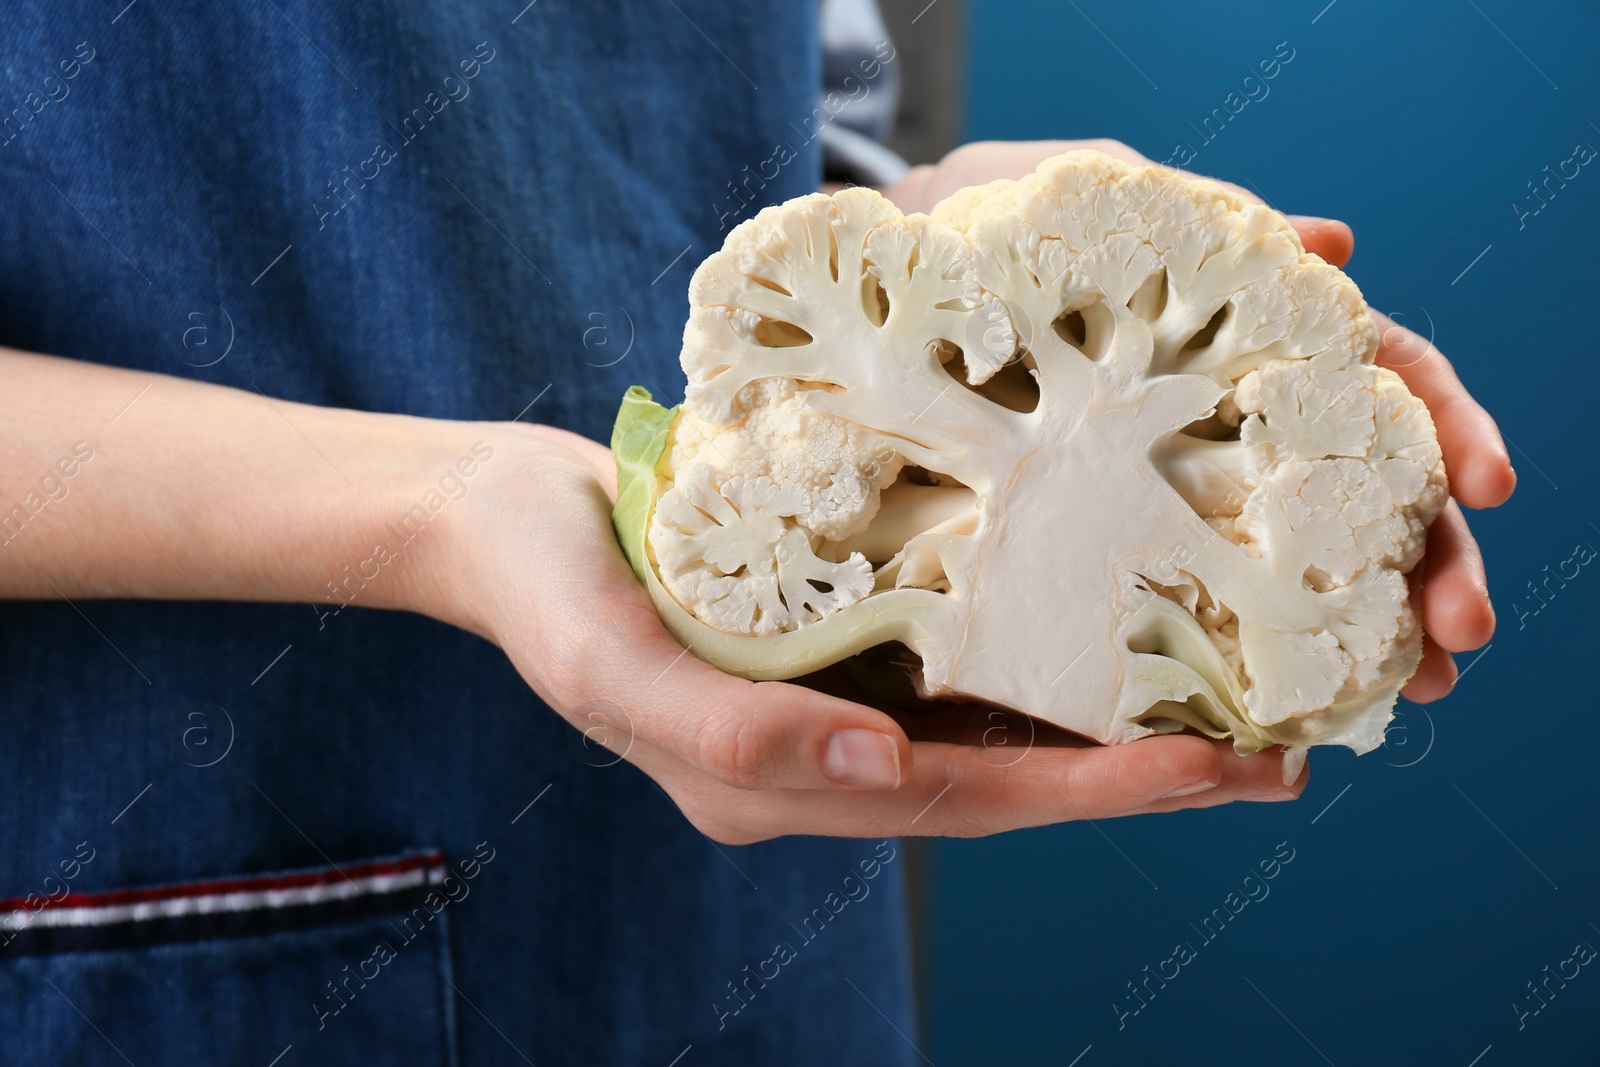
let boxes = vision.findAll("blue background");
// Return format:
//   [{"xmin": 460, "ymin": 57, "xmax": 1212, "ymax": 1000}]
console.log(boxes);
[{"xmin": 925, "ymin": 2, "xmax": 1600, "ymax": 1064}]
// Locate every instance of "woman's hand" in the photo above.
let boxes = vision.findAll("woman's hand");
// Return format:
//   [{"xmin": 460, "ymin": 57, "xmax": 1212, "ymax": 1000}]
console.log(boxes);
[
  {"xmin": 430, "ymin": 425, "xmax": 1300, "ymax": 845},
  {"xmin": 0, "ymin": 342, "xmax": 1295, "ymax": 848},
  {"xmin": 885, "ymin": 139, "xmax": 1515, "ymax": 704}
]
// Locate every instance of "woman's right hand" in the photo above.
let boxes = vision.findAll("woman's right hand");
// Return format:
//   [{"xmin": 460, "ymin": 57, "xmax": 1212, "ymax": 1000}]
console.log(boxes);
[{"xmin": 431, "ymin": 423, "xmax": 1301, "ymax": 845}]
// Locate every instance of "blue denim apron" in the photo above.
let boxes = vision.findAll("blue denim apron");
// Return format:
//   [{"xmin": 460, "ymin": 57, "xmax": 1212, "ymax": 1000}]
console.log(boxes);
[{"xmin": 0, "ymin": 2, "xmax": 916, "ymax": 1062}]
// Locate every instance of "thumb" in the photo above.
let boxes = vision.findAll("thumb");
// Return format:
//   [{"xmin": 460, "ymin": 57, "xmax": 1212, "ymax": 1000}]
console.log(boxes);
[
  {"xmin": 1288, "ymin": 215, "xmax": 1355, "ymax": 267},
  {"xmin": 575, "ymin": 583, "xmax": 913, "ymax": 793},
  {"xmin": 523, "ymin": 469, "xmax": 915, "ymax": 795}
]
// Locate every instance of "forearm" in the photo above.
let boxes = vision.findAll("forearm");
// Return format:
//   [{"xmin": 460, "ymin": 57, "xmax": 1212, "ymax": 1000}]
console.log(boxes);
[{"xmin": 0, "ymin": 347, "xmax": 501, "ymax": 623}]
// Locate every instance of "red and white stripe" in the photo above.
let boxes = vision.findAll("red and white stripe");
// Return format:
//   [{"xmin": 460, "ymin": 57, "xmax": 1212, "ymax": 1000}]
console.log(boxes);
[{"xmin": 1, "ymin": 854, "xmax": 444, "ymax": 932}]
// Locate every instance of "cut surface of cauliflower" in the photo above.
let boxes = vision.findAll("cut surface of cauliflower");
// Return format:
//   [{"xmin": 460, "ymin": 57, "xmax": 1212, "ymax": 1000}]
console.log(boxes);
[
  {"xmin": 651, "ymin": 465, "xmax": 875, "ymax": 636},
  {"xmin": 612, "ymin": 150, "xmax": 1448, "ymax": 779}
]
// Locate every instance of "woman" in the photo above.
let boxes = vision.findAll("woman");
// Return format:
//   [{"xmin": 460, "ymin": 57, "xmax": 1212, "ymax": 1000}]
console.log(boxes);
[{"xmin": 0, "ymin": 2, "xmax": 1508, "ymax": 1062}]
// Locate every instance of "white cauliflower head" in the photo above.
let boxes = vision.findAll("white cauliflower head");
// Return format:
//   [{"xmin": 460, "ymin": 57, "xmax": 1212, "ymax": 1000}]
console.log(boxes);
[{"xmin": 612, "ymin": 150, "xmax": 1448, "ymax": 779}]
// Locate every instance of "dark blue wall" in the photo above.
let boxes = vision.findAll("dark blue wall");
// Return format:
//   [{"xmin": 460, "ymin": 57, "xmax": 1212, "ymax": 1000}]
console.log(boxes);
[{"xmin": 926, "ymin": 3, "xmax": 1600, "ymax": 1064}]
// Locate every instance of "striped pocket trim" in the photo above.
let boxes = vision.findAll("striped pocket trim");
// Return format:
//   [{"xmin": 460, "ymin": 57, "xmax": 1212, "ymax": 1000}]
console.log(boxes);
[{"xmin": 0, "ymin": 852, "xmax": 444, "ymax": 957}]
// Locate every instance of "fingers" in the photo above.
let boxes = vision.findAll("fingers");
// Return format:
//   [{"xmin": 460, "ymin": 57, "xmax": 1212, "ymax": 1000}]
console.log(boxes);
[
  {"xmin": 718, "ymin": 730, "xmax": 1306, "ymax": 841},
  {"xmin": 1400, "ymin": 632, "xmax": 1457, "ymax": 703},
  {"xmin": 1131, "ymin": 740, "xmax": 1307, "ymax": 815},
  {"xmin": 1399, "ymin": 502, "xmax": 1487, "ymax": 703},
  {"xmin": 1372, "ymin": 312, "xmax": 1517, "ymax": 509},
  {"xmin": 581, "ymin": 600, "xmax": 915, "ymax": 793},
  {"xmin": 1420, "ymin": 500, "xmax": 1495, "ymax": 652},
  {"xmin": 724, "ymin": 733, "xmax": 1231, "ymax": 840},
  {"xmin": 881, "ymin": 163, "xmax": 936, "ymax": 215},
  {"xmin": 1287, "ymin": 216, "xmax": 1354, "ymax": 267}
]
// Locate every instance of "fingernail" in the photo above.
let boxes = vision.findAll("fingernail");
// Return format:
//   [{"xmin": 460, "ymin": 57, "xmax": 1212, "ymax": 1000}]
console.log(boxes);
[
  {"xmin": 1164, "ymin": 778, "xmax": 1219, "ymax": 799},
  {"xmin": 823, "ymin": 729, "xmax": 901, "ymax": 790}
]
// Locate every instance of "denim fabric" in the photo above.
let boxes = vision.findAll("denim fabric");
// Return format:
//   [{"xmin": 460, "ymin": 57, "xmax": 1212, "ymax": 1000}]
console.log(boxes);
[
  {"xmin": 0, "ymin": 2, "xmax": 916, "ymax": 1063},
  {"xmin": 5, "ymin": 912, "xmax": 459, "ymax": 1063}
]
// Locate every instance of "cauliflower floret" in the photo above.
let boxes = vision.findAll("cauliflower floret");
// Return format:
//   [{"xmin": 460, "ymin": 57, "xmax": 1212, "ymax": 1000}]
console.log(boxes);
[
  {"xmin": 1236, "ymin": 359, "xmax": 1446, "ymax": 579},
  {"xmin": 1241, "ymin": 566, "xmax": 1412, "ymax": 726},
  {"xmin": 668, "ymin": 379, "xmax": 902, "ymax": 544},
  {"xmin": 649, "ymin": 465, "xmax": 874, "ymax": 636}
]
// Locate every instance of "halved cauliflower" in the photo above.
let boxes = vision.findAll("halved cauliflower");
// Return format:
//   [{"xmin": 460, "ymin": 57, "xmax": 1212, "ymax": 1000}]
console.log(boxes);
[{"xmin": 612, "ymin": 150, "xmax": 1447, "ymax": 780}]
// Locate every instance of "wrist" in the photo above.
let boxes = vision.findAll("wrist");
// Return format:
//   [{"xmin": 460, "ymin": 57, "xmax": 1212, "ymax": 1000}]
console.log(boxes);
[{"xmin": 317, "ymin": 413, "xmax": 492, "ymax": 634}]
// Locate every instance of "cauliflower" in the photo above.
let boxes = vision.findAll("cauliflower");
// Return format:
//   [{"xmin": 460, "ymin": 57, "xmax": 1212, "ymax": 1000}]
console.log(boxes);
[{"xmin": 612, "ymin": 150, "xmax": 1447, "ymax": 780}]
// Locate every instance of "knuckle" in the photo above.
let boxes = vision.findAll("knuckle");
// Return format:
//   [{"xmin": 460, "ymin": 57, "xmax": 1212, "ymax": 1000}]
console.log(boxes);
[
  {"xmin": 697, "ymin": 713, "xmax": 780, "ymax": 791},
  {"xmin": 926, "ymin": 777, "xmax": 1010, "ymax": 838}
]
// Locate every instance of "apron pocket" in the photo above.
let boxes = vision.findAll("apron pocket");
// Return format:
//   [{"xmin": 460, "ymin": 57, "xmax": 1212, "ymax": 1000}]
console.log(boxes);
[{"xmin": 0, "ymin": 851, "xmax": 459, "ymax": 1066}]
